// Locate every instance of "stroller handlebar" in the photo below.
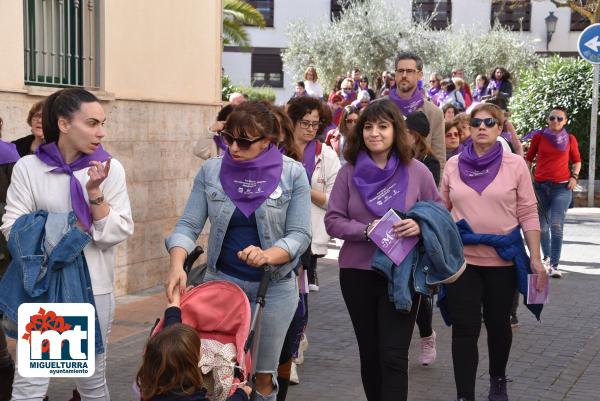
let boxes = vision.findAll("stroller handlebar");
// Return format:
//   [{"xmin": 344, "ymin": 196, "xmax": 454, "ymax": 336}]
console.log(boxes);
[
  {"xmin": 255, "ymin": 266, "xmax": 272, "ymax": 306},
  {"xmin": 183, "ymin": 246, "xmax": 204, "ymax": 274}
]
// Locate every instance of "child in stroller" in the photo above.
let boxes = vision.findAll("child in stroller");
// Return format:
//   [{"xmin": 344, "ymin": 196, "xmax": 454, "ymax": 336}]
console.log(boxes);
[{"xmin": 136, "ymin": 287, "xmax": 252, "ymax": 401}]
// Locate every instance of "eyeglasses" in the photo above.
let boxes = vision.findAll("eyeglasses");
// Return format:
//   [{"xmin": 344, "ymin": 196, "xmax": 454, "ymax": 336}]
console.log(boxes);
[
  {"xmin": 470, "ymin": 118, "xmax": 497, "ymax": 128},
  {"xmin": 299, "ymin": 120, "xmax": 321, "ymax": 130},
  {"xmin": 549, "ymin": 115, "xmax": 565, "ymax": 122},
  {"xmin": 445, "ymin": 131, "xmax": 460, "ymax": 138},
  {"xmin": 345, "ymin": 118, "xmax": 358, "ymax": 124},
  {"xmin": 429, "ymin": 79, "xmax": 438, "ymax": 83},
  {"xmin": 31, "ymin": 113, "xmax": 42, "ymax": 121},
  {"xmin": 395, "ymin": 68, "xmax": 418, "ymax": 76},
  {"xmin": 219, "ymin": 130, "xmax": 264, "ymax": 150}
]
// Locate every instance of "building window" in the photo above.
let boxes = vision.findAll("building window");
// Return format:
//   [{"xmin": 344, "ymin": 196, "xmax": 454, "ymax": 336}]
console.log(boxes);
[
  {"xmin": 331, "ymin": 0, "xmax": 343, "ymax": 21},
  {"xmin": 570, "ymin": 4, "xmax": 591, "ymax": 31},
  {"xmin": 246, "ymin": 0, "xmax": 274, "ymax": 27},
  {"xmin": 491, "ymin": 0, "xmax": 531, "ymax": 31},
  {"xmin": 251, "ymin": 48, "xmax": 283, "ymax": 88},
  {"xmin": 412, "ymin": 0, "xmax": 452, "ymax": 30},
  {"xmin": 23, "ymin": 0, "xmax": 100, "ymax": 89}
]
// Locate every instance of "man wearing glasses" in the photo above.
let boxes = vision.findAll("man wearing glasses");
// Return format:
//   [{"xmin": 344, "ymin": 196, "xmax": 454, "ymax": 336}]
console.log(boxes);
[{"xmin": 387, "ymin": 51, "xmax": 446, "ymax": 173}]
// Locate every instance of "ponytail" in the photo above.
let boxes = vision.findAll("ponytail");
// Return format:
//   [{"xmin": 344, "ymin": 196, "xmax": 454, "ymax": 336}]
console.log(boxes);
[{"xmin": 42, "ymin": 88, "xmax": 99, "ymax": 143}]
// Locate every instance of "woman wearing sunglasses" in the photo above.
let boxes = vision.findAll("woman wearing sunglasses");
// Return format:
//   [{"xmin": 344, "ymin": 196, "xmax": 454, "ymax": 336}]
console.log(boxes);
[
  {"xmin": 165, "ymin": 101, "xmax": 311, "ymax": 401},
  {"xmin": 441, "ymin": 103, "xmax": 547, "ymax": 401},
  {"xmin": 525, "ymin": 106, "xmax": 581, "ymax": 279},
  {"xmin": 325, "ymin": 105, "xmax": 359, "ymax": 165}
]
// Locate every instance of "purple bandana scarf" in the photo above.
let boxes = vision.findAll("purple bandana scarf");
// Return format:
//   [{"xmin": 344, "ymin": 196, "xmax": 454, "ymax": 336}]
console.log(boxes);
[
  {"xmin": 0, "ymin": 140, "xmax": 20, "ymax": 164},
  {"xmin": 428, "ymin": 87, "xmax": 440, "ymax": 100},
  {"xmin": 352, "ymin": 151, "xmax": 409, "ymax": 216},
  {"xmin": 389, "ymin": 86, "xmax": 425, "ymax": 116},
  {"xmin": 35, "ymin": 142, "xmax": 111, "ymax": 230},
  {"xmin": 458, "ymin": 141, "xmax": 503, "ymax": 194},
  {"xmin": 487, "ymin": 79, "xmax": 502, "ymax": 94},
  {"xmin": 219, "ymin": 144, "xmax": 283, "ymax": 218},
  {"xmin": 542, "ymin": 127, "xmax": 569, "ymax": 152},
  {"xmin": 213, "ymin": 134, "xmax": 227, "ymax": 152},
  {"xmin": 302, "ymin": 140, "xmax": 317, "ymax": 180}
]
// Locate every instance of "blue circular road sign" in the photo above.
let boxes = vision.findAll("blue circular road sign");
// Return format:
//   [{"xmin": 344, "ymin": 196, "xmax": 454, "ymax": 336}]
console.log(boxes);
[{"xmin": 578, "ymin": 23, "xmax": 600, "ymax": 64}]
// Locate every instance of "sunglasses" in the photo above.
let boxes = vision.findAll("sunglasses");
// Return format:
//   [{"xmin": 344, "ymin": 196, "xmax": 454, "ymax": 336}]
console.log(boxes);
[
  {"xmin": 470, "ymin": 117, "xmax": 497, "ymax": 128},
  {"xmin": 219, "ymin": 130, "xmax": 264, "ymax": 150},
  {"xmin": 429, "ymin": 79, "xmax": 438, "ymax": 83},
  {"xmin": 549, "ymin": 115, "xmax": 565, "ymax": 122},
  {"xmin": 445, "ymin": 131, "xmax": 460, "ymax": 138}
]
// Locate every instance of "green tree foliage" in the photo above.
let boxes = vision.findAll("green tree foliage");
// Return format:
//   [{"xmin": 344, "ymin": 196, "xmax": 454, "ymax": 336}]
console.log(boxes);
[
  {"xmin": 510, "ymin": 56, "xmax": 599, "ymax": 179},
  {"xmin": 221, "ymin": 74, "xmax": 276, "ymax": 102},
  {"xmin": 223, "ymin": 0, "xmax": 265, "ymax": 48},
  {"xmin": 282, "ymin": 0, "xmax": 537, "ymax": 93}
]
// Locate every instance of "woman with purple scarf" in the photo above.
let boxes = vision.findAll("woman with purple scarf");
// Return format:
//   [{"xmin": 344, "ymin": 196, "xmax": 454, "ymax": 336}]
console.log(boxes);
[
  {"xmin": 166, "ymin": 101, "xmax": 311, "ymax": 401},
  {"xmin": 525, "ymin": 106, "xmax": 581, "ymax": 279},
  {"xmin": 1, "ymin": 88, "xmax": 134, "ymax": 400},
  {"xmin": 486, "ymin": 67, "xmax": 513, "ymax": 100},
  {"xmin": 441, "ymin": 103, "xmax": 546, "ymax": 401},
  {"xmin": 325, "ymin": 99, "xmax": 441, "ymax": 401}
]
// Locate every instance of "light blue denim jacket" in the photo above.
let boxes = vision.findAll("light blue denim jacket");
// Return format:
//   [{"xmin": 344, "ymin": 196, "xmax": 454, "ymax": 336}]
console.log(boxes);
[{"xmin": 165, "ymin": 155, "xmax": 312, "ymax": 281}]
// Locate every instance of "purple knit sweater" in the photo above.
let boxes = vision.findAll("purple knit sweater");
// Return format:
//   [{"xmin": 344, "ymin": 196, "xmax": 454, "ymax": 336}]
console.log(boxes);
[{"xmin": 324, "ymin": 159, "xmax": 442, "ymax": 270}]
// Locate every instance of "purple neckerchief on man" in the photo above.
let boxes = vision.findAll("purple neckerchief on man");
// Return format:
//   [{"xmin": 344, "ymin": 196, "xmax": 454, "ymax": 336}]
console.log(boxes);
[
  {"xmin": 35, "ymin": 142, "xmax": 111, "ymax": 230},
  {"xmin": 458, "ymin": 141, "xmax": 503, "ymax": 194},
  {"xmin": 389, "ymin": 86, "xmax": 425, "ymax": 116},
  {"xmin": 542, "ymin": 127, "xmax": 569, "ymax": 152},
  {"xmin": 219, "ymin": 144, "xmax": 283, "ymax": 218},
  {"xmin": 352, "ymin": 151, "xmax": 409, "ymax": 216}
]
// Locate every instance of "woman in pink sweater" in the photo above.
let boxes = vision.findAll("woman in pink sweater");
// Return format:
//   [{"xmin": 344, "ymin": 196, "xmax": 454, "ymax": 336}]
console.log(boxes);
[{"xmin": 440, "ymin": 103, "xmax": 547, "ymax": 401}]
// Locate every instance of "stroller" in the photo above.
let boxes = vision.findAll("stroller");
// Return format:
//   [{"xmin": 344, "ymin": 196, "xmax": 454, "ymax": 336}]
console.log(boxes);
[{"xmin": 151, "ymin": 246, "xmax": 271, "ymax": 401}]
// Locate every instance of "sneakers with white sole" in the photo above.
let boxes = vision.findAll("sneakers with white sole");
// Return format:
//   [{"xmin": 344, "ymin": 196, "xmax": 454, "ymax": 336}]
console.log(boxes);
[
  {"xmin": 289, "ymin": 362, "xmax": 299, "ymax": 385},
  {"xmin": 293, "ymin": 333, "xmax": 308, "ymax": 365},
  {"xmin": 419, "ymin": 330, "xmax": 437, "ymax": 366},
  {"xmin": 550, "ymin": 266, "xmax": 562, "ymax": 278}
]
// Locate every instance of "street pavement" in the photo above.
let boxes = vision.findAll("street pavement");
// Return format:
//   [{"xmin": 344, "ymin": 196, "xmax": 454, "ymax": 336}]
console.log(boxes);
[{"xmin": 27, "ymin": 208, "xmax": 600, "ymax": 401}]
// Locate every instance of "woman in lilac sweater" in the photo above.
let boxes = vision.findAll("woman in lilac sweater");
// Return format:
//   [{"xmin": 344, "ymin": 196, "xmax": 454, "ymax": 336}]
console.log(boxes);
[{"xmin": 324, "ymin": 99, "xmax": 441, "ymax": 401}]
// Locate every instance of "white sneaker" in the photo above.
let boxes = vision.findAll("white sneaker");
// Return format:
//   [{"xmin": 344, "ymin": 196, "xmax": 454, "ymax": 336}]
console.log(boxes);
[
  {"xmin": 418, "ymin": 330, "xmax": 437, "ymax": 366},
  {"xmin": 550, "ymin": 266, "xmax": 562, "ymax": 278},
  {"xmin": 289, "ymin": 362, "xmax": 299, "ymax": 385},
  {"xmin": 293, "ymin": 334, "xmax": 308, "ymax": 365}
]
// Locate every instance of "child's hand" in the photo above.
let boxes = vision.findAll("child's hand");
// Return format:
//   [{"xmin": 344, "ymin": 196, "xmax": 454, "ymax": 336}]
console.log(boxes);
[
  {"xmin": 240, "ymin": 385, "xmax": 252, "ymax": 397},
  {"xmin": 167, "ymin": 285, "xmax": 181, "ymax": 308}
]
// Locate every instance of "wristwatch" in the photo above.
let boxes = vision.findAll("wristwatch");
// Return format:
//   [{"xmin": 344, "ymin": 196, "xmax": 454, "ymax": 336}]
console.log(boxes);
[{"xmin": 89, "ymin": 195, "xmax": 105, "ymax": 205}]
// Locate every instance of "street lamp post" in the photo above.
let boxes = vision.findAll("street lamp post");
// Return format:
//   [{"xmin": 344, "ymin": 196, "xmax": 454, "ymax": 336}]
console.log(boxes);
[{"xmin": 545, "ymin": 11, "xmax": 558, "ymax": 51}]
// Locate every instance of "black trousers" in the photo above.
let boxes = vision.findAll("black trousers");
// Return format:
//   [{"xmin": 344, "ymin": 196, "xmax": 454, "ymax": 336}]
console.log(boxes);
[
  {"xmin": 446, "ymin": 265, "xmax": 516, "ymax": 400},
  {"xmin": 416, "ymin": 294, "xmax": 433, "ymax": 338},
  {"xmin": 340, "ymin": 268, "xmax": 419, "ymax": 401}
]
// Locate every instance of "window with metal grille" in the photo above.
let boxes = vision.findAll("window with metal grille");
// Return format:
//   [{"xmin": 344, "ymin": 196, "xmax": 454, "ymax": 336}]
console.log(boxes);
[
  {"xmin": 412, "ymin": 0, "xmax": 452, "ymax": 30},
  {"xmin": 246, "ymin": 0, "xmax": 274, "ymax": 27},
  {"xmin": 491, "ymin": 0, "xmax": 531, "ymax": 31},
  {"xmin": 570, "ymin": 4, "xmax": 591, "ymax": 31},
  {"xmin": 251, "ymin": 48, "xmax": 283, "ymax": 88},
  {"xmin": 331, "ymin": 0, "xmax": 343, "ymax": 21},
  {"xmin": 23, "ymin": 0, "xmax": 100, "ymax": 89}
]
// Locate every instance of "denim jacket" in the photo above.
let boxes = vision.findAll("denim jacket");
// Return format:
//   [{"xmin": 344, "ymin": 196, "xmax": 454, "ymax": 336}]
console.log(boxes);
[
  {"xmin": 0, "ymin": 210, "xmax": 104, "ymax": 353},
  {"xmin": 165, "ymin": 156, "xmax": 312, "ymax": 281},
  {"xmin": 372, "ymin": 201, "xmax": 466, "ymax": 313}
]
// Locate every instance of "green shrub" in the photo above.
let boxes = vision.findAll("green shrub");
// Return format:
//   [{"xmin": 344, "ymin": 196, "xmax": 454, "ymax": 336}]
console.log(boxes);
[
  {"xmin": 234, "ymin": 85, "xmax": 276, "ymax": 102},
  {"xmin": 222, "ymin": 74, "xmax": 236, "ymax": 101},
  {"xmin": 510, "ymin": 56, "xmax": 599, "ymax": 179}
]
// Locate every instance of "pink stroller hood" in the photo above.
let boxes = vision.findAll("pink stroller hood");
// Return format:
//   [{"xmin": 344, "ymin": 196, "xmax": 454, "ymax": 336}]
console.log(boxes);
[{"xmin": 154, "ymin": 280, "xmax": 252, "ymax": 372}]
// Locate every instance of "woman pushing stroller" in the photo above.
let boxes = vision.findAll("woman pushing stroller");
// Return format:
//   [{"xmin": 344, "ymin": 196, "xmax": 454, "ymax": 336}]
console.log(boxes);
[{"xmin": 165, "ymin": 101, "xmax": 312, "ymax": 401}]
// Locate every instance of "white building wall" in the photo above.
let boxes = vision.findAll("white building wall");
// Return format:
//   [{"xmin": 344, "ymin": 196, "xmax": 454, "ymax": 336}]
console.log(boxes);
[{"xmin": 223, "ymin": 0, "xmax": 585, "ymax": 104}]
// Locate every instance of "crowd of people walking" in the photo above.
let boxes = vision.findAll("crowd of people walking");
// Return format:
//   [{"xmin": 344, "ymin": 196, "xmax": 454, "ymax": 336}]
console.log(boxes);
[{"xmin": 0, "ymin": 49, "xmax": 583, "ymax": 401}]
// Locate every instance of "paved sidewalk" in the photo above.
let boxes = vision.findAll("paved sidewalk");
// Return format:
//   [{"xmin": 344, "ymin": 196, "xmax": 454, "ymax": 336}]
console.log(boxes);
[{"xmin": 31, "ymin": 208, "xmax": 600, "ymax": 401}]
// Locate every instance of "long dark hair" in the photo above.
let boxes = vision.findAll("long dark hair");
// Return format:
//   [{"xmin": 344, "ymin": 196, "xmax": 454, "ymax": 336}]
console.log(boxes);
[
  {"xmin": 343, "ymin": 99, "xmax": 412, "ymax": 166},
  {"xmin": 286, "ymin": 97, "xmax": 329, "ymax": 139},
  {"xmin": 42, "ymin": 88, "xmax": 99, "ymax": 143},
  {"xmin": 270, "ymin": 105, "xmax": 300, "ymax": 161},
  {"xmin": 136, "ymin": 324, "xmax": 204, "ymax": 400},
  {"xmin": 225, "ymin": 101, "xmax": 279, "ymax": 143}
]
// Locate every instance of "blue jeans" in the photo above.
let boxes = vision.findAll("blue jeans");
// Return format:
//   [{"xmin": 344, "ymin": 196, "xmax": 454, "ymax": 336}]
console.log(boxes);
[
  {"xmin": 203, "ymin": 270, "xmax": 298, "ymax": 401},
  {"xmin": 534, "ymin": 181, "xmax": 572, "ymax": 267}
]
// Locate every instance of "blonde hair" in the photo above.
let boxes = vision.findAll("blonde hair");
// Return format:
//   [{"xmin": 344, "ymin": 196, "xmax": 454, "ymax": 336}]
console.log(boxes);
[
  {"xmin": 304, "ymin": 66, "xmax": 318, "ymax": 82},
  {"xmin": 452, "ymin": 77, "xmax": 464, "ymax": 91}
]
